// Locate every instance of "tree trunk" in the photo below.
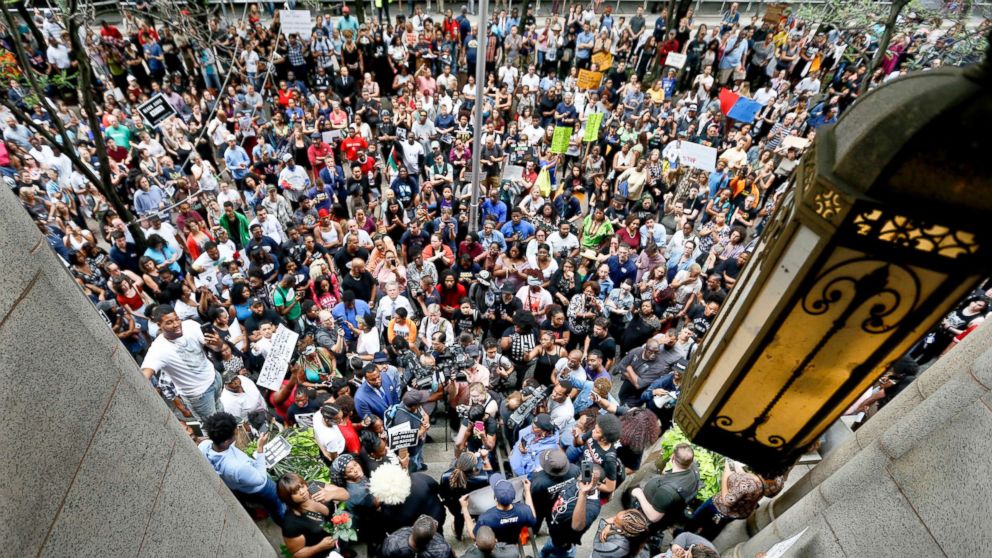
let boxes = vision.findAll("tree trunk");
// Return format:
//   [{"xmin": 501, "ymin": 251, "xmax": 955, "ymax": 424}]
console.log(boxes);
[
  {"xmin": 860, "ymin": 0, "xmax": 909, "ymax": 94},
  {"xmin": 0, "ymin": 4, "xmax": 146, "ymax": 248}
]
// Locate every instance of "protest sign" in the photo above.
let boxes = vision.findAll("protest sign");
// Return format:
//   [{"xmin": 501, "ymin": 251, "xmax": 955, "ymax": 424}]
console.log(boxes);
[
  {"xmin": 782, "ymin": 135, "xmax": 810, "ymax": 151},
  {"xmin": 577, "ymin": 69, "xmax": 603, "ymax": 90},
  {"xmin": 295, "ymin": 413, "xmax": 315, "ymax": 428},
  {"xmin": 583, "ymin": 113, "xmax": 604, "ymax": 142},
  {"xmin": 591, "ymin": 52, "xmax": 613, "ymax": 71},
  {"xmin": 279, "ymin": 9, "xmax": 313, "ymax": 37},
  {"xmin": 665, "ymin": 53, "xmax": 687, "ymax": 69},
  {"xmin": 678, "ymin": 141, "xmax": 718, "ymax": 172},
  {"xmin": 137, "ymin": 94, "xmax": 177, "ymax": 128},
  {"xmin": 387, "ymin": 423, "xmax": 420, "ymax": 450},
  {"xmin": 262, "ymin": 436, "xmax": 293, "ymax": 468},
  {"xmin": 551, "ymin": 126, "xmax": 572, "ymax": 154},
  {"xmin": 256, "ymin": 325, "xmax": 300, "ymax": 390}
]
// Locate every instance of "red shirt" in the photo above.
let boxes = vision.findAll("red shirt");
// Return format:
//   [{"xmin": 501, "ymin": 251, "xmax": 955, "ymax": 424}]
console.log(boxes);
[
  {"xmin": 339, "ymin": 420, "xmax": 361, "ymax": 454},
  {"xmin": 340, "ymin": 136, "xmax": 369, "ymax": 161},
  {"xmin": 308, "ymin": 142, "xmax": 331, "ymax": 172},
  {"xmin": 436, "ymin": 282, "xmax": 468, "ymax": 315}
]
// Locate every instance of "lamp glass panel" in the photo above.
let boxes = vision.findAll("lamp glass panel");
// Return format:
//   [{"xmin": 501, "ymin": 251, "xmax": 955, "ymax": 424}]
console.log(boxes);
[
  {"xmin": 795, "ymin": 274, "xmax": 977, "ymax": 448},
  {"xmin": 691, "ymin": 225, "xmax": 821, "ymax": 417},
  {"xmin": 712, "ymin": 247, "xmax": 947, "ymax": 449}
]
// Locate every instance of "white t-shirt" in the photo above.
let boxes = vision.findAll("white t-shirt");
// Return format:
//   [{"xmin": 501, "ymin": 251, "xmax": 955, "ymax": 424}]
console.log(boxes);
[
  {"xmin": 356, "ymin": 329, "xmax": 381, "ymax": 357},
  {"xmin": 547, "ymin": 233, "xmax": 579, "ymax": 259},
  {"xmin": 219, "ymin": 375, "xmax": 267, "ymax": 422},
  {"xmin": 141, "ymin": 320, "xmax": 217, "ymax": 397},
  {"xmin": 313, "ymin": 417, "xmax": 346, "ymax": 455}
]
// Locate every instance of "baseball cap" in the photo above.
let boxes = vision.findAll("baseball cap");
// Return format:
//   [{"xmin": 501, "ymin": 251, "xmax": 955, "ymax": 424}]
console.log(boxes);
[
  {"xmin": 281, "ymin": 153, "xmax": 293, "ymax": 162},
  {"xmin": 533, "ymin": 413, "xmax": 555, "ymax": 432},
  {"xmin": 500, "ymin": 283, "xmax": 516, "ymax": 294},
  {"xmin": 477, "ymin": 270, "xmax": 492, "ymax": 287},
  {"xmin": 489, "ymin": 474, "xmax": 516, "ymax": 506},
  {"xmin": 402, "ymin": 389, "xmax": 428, "ymax": 407},
  {"xmin": 539, "ymin": 448, "xmax": 570, "ymax": 476},
  {"xmin": 249, "ymin": 297, "xmax": 264, "ymax": 307},
  {"xmin": 430, "ymin": 140, "xmax": 440, "ymax": 150},
  {"xmin": 222, "ymin": 370, "xmax": 240, "ymax": 384}
]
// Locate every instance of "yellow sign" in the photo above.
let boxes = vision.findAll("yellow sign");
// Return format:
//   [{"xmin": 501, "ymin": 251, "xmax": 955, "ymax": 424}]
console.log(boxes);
[
  {"xmin": 577, "ymin": 70, "xmax": 603, "ymax": 90},
  {"xmin": 591, "ymin": 52, "xmax": 613, "ymax": 71}
]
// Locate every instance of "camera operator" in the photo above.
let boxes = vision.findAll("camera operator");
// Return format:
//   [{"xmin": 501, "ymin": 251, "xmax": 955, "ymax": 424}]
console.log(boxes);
[
  {"xmin": 481, "ymin": 338, "xmax": 514, "ymax": 393},
  {"xmin": 384, "ymin": 390, "xmax": 432, "ymax": 473},
  {"xmin": 500, "ymin": 311, "xmax": 539, "ymax": 391}
]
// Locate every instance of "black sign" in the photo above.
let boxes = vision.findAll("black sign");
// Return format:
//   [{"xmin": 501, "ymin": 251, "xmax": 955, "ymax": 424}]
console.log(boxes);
[{"xmin": 137, "ymin": 94, "xmax": 178, "ymax": 128}]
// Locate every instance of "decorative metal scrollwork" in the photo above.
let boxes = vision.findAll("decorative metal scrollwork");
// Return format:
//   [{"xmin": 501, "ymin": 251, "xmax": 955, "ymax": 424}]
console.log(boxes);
[
  {"xmin": 852, "ymin": 210, "xmax": 978, "ymax": 259},
  {"xmin": 813, "ymin": 189, "xmax": 843, "ymax": 220},
  {"xmin": 715, "ymin": 258, "xmax": 920, "ymax": 449}
]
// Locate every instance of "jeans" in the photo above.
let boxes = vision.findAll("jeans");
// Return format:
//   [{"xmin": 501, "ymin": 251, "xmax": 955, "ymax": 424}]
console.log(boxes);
[
  {"xmin": 684, "ymin": 497, "xmax": 735, "ymax": 540},
  {"xmin": 408, "ymin": 439, "xmax": 426, "ymax": 471},
  {"xmin": 242, "ymin": 478, "xmax": 286, "ymax": 526},
  {"xmin": 183, "ymin": 371, "xmax": 223, "ymax": 420},
  {"xmin": 540, "ymin": 539, "xmax": 576, "ymax": 558}
]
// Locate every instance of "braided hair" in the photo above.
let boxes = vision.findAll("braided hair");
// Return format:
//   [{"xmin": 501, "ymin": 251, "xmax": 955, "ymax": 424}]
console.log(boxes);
[{"xmin": 448, "ymin": 452, "xmax": 478, "ymax": 490}]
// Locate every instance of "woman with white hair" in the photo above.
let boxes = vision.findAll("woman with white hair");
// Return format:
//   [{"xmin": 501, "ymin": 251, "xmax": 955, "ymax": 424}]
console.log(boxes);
[{"xmin": 418, "ymin": 303, "xmax": 454, "ymax": 350}]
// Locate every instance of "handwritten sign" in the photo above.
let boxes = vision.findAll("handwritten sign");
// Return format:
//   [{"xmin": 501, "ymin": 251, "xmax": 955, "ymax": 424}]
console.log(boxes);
[
  {"xmin": 256, "ymin": 325, "xmax": 300, "ymax": 390},
  {"xmin": 262, "ymin": 436, "xmax": 293, "ymax": 468},
  {"xmin": 781, "ymin": 135, "xmax": 810, "ymax": 151},
  {"xmin": 677, "ymin": 141, "xmax": 718, "ymax": 172},
  {"xmin": 387, "ymin": 423, "xmax": 419, "ymax": 450},
  {"xmin": 577, "ymin": 69, "xmax": 603, "ymax": 90},
  {"xmin": 137, "ymin": 94, "xmax": 177, "ymax": 128},
  {"xmin": 583, "ymin": 112, "xmax": 604, "ymax": 142},
  {"xmin": 591, "ymin": 52, "xmax": 613, "ymax": 71},
  {"xmin": 551, "ymin": 126, "xmax": 572, "ymax": 154},
  {"xmin": 279, "ymin": 9, "xmax": 313, "ymax": 37},
  {"xmin": 665, "ymin": 52, "xmax": 687, "ymax": 69}
]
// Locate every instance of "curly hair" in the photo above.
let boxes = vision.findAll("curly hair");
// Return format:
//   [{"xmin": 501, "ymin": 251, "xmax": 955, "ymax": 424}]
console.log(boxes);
[
  {"xmin": 620, "ymin": 408, "xmax": 661, "ymax": 454},
  {"xmin": 369, "ymin": 463, "xmax": 412, "ymax": 505}
]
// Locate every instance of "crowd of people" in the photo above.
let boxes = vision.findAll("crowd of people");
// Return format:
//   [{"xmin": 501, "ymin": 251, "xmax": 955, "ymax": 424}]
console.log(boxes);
[{"xmin": 4, "ymin": 1, "xmax": 990, "ymax": 557}]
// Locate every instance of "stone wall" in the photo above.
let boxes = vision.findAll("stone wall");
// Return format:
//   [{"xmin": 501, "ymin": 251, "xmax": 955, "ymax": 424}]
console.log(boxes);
[
  {"xmin": 0, "ymin": 187, "xmax": 275, "ymax": 557},
  {"xmin": 719, "ymin": 318, "xmax": 992, "ymax": 557}
]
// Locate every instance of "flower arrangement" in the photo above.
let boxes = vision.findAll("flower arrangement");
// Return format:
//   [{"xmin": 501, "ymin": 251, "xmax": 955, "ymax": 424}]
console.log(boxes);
[{"xmin": 322, "ymin": 502, "xmax": 359, "ymax": 543}]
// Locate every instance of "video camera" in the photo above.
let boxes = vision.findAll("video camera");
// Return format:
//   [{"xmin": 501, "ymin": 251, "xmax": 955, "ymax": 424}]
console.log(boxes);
[
  {"xmin": 508, "ymin": 385, "xmax": 550, "ymax": 430},
  {"xmin": 435, "ymin": 345, "xmax": 472, "ymax": 383},
  {"xmin": 397, "ymin": 350, "xmax": 440, "ymax": 391}
]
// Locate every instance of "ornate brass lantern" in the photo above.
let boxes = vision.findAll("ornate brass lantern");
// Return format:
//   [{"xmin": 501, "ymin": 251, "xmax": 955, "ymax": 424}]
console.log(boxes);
[{"xmin": 675, "ymin": 65, "xmax": 992, "ymax": 475}]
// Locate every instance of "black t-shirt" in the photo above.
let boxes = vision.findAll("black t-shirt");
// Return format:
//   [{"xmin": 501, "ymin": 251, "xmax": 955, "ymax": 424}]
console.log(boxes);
[
  {"xmin": 400, "ymin": 229, "xmax": 431, "ymax": 255},
  {"xmin": 685, "ymin": 302, "xmax": 715, "ymax": 339},
  {"xmin": 340, "ymin": 270, "xmax": 375, "ymax": 302},
  {"xmin": 530, "ymin": 467, "xmax": 580, "ymax": 521},
  {"xmin": 286, "ymin": 400, "xmax": 321, "ymax": 426},
  {"xmin": 380, "ymin": 473, "xmax": 447, "ymax": 535},
  {"xmin": 586, "ymin": 334, "xmax": 618, "ymax": 364},
  {"xmin": 580, "ymin": 433, "xmax": 618, "ymax": 483},
  {"xmin": 460, "ymin": 415, "xmax": 499, "ymax": 453},
  {"xmin": 547, "ymin": 481, "xmax": 601, "ymax": 546},
  {"xmin": 243, "ymin": 308, "xmax": 286, "ymax": 336},
  {"xmin": 452, "ymin": 308, "xmax": 478, "ymax": 335},
  {"xmin": 282, "ymin": 509, "xmax": 331, "ymax": 557},
  {"xmin": 333, "ymin": 247, "xmax": 371, "ymax": 274},
  {"xmin": 640, "ymin": 469, "xmax": 700, "ymax": 526}
]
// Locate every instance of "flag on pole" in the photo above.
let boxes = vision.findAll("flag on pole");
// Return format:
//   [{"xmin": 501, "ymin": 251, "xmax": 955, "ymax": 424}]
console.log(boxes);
[{"xmin": 718, "ymin": 88, "xmax": 763, "ymax": 123}]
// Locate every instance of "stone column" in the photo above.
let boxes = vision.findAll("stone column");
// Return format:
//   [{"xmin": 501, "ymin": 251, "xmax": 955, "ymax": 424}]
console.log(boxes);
[
  {"xmin": 0, "ymin": 187, "xmax": 275, "ymax": 557},
  {"xmin": 718, "ymin": 321, "xmax": 992, "ymax": 557}
]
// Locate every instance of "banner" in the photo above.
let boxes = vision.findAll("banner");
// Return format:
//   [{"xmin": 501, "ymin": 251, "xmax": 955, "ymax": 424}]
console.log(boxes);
[
  {"xmin": 387, "ymin": 423, "xmax": 420, "ymax": 450},
  {"xmin": 678, "ymin": 141, "xmax": 718, "ymax": 172},
  {"xmin": 256, "ymin": 324, "xmax": 300, "ymax": 390},
  {"xmin": 591, "ymin": 51, "xmax": 613, "ymax": 71},
  {"xmin": 577, "ymin": 69, "xmax": 603, "ymax": 90},
  {"xmin": 583, "ymin": 113, "xmax": 604, "ymax": 142},
  {"xmin": 279, "ymin": 9, "xmax": 313, "ymax": 37},
  {"xmin": 551, "ymin": 126, "xmax": 572, "ymax": 154},
  {"xmin": 665, "ymin": 52, "xmax": 687, "ymax": 69}
]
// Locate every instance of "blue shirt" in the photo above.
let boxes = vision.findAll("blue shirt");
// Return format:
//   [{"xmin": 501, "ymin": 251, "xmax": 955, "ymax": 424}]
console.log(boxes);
[
  {"xmin": 199, "ymin": 441, "xmax": 268, "ymax": 493},
  {"xmin": 145, "ymin": 42, "xmax": 164, "ymax": 70},
  {"xmin": 331, "ymin": 300, "xmax": 371, "ymax": 340},
  {"xmin": 354, "ymin": 375, "xmax": 402, "ymax": 420},
  {"xmin": 476, "ymin": 503, "xmax": 536, "ymax": 544},
  {"xmin": 481, "ymin": 199, "xmax": 508, "ymax": 225},
  {"xmin": 640, "ymin": 224, "xmax": 667, "ymax": 247},
  {"xmin": 134, "ymin": 185, "xmax": 168, "ymax": 217},
  {"xmin": 479, "ymin": 229, "xmax": 507, "ymax": 252},
  {"xmin": 500, "ymin": 219, "xmax": 536, "ymax": 242},
  {"xmin": 509, "ymin": 429, "xmax": 561, "ymax": 478},
  {"xmin": 606, "ymin": 256, "xmax": 637, "ymax": 286},
  {"xmin": 719, "ymin": 37, "xmax": 748, "ymax": 70},
  {"xmin": 576, "ymin": 31, "xmax": 596, "ymax": 59},
  {"xmin": 145, "ymin": 245, "xmax": 181, "ymax": 275},
  {"xmin": 224, "ymin": 145, "xmax": 251, "ymax": 180},
  {"xmin": 708, "ymin": 170, "xmax": 729, "ymax": 198}
]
